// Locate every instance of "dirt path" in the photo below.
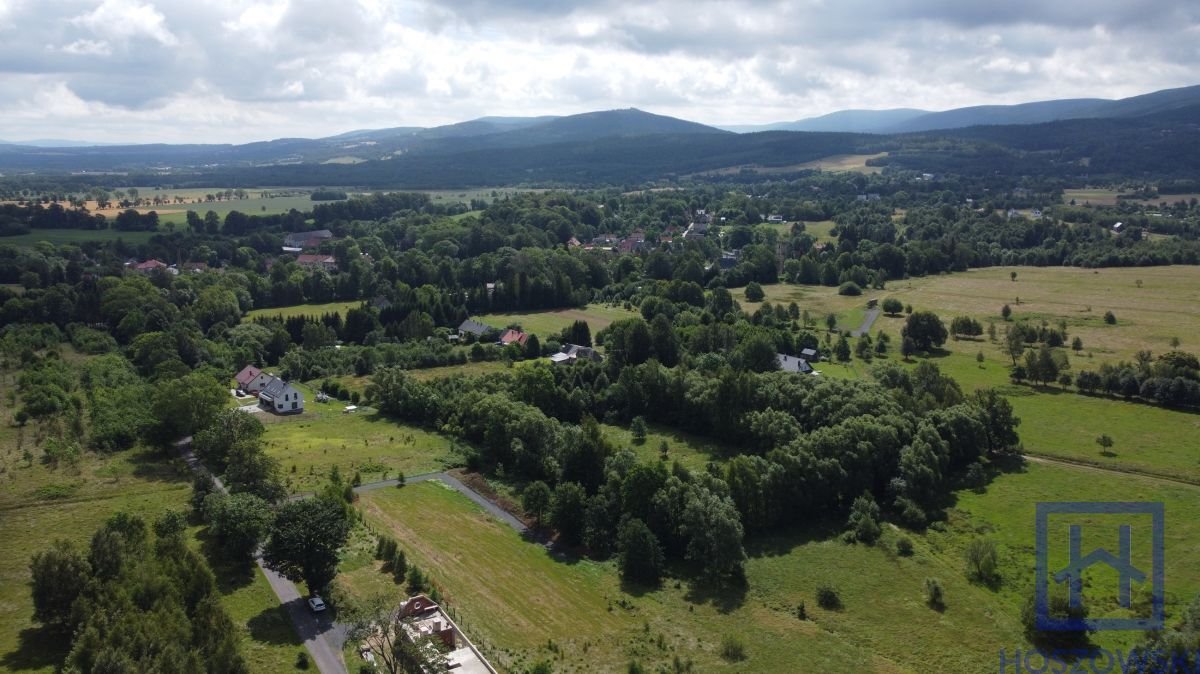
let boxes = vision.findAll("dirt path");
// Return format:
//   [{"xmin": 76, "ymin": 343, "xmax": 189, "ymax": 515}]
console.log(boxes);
[{"xmin": 1023, "ymin": 453, "xmax": 1200, "ymax": 489}]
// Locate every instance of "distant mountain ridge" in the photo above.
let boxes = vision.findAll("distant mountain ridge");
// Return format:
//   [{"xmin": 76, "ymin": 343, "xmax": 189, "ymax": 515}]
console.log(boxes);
[{"xmin": 730, "ymin": 84, "xmax": 1200, "ymax": 134}]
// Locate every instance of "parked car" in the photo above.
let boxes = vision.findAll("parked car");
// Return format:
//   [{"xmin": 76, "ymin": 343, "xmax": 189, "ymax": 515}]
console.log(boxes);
[{"xmin": 307, "ymin": 596, "xmax": 326, "ymax": 613}]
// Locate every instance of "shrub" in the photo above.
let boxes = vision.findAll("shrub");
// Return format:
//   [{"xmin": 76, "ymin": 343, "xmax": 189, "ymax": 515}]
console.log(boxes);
[
  {"xmin": 924, "ymin": 577, "xmax": 944, "ymax": 609},
  {"xmin": 895, "ymin": 537, "xmax": 914, "ymax": 557},
  {"xmin": 965, "ymin": 538, "xmax": 1000, "ymax": 585},
  {"xmin": 837, "ymin": 281, "xmax": 862, "ymax": 296},
  {"xmin": 718, "ymin": 635, "xmax": 746, "ymax": 662},
  {"xmin": 1103, "ymin": 311, "xmax": 1117, "ymax": 325},
  {"xmin": 816, "ymin": 585, "xmax": 842, "ymax": 610},
  {"xmin": 744, "ymin": 282, "xmax": 764, "ymax": 302},
  {"xmin": 296, "ymin": 651, "xmax": 310, "ymax": 670}
]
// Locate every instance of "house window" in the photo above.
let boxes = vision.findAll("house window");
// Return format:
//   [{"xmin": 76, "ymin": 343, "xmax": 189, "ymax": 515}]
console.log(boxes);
[{"xmin": 291, "ymin": 402, "xmax": 297, "ymax": 410}]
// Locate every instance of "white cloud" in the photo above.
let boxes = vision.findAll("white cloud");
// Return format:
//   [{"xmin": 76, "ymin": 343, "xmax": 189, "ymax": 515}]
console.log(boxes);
[
  {"xmin": 71, "ymin": 0, "xmax": 179, "ymax": 47},
  {"xmin": 0, "ymin": 0, "xmax": 1193, "ymax": 142},
  {"xmin": 60, "ymin": 39, "xmax": 112, "ymax": 56}
]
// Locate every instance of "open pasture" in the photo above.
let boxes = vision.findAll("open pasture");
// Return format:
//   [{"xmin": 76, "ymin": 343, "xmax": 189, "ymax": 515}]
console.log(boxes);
[
  {"xmin": 479, "ymin": 303, "xmax": 639, "ymax": 339},
  {"xmin": 260, "ymin": 388, "xmax": 457, "ymax": 492}
]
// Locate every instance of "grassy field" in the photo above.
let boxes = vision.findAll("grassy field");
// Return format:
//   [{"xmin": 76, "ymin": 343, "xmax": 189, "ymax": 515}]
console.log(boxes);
[
  {"xmin": 1064, "ymin": 188, "xmax": 1200, "ymax": 208},
  {"xmin": 882, "ymin": 266, "xmax": 1200, "ymax": 365},
  {"xmin": 688, "ymin": 153, "xmax": 886, "ymax": 177},
  {"xmin": 601, "ymin": 422, "xmax": 729, "ymax": 472},
  {"xmin": 941, "ymin": 458, "xmax": 1200, "ymax": 656},
  {"xmin": 357, "ymin": 475, "xmax": 1087, "ymax": 672},
  {"xmin": 759, "ymin": 282, "xmax": 876, "ymax": 334},
  {"xmin": 479, "ymin": 304, "xmax": 640, "ymax": 339},
  {"xmin": 246, "ymin": 300, "xmax": 364, "ymax": 321},
  {"xmin": 1, "ymin": 228, "xmax": 159, "ymax": 247},
  {"xmin": 260, "ymin": 386, "xmax": 457, "ymax": 492},
  {"xmin": 84, "ymin": 187, "xmax": 325, "ymax": 226}
]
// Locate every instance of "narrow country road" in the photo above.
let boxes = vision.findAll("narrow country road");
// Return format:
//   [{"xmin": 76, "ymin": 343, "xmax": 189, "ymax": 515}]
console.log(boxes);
[
  {"xmin": 851, "ymin": 306, "xmax": 881, "ymax": 337},
  {"xmin": 176, "ymin": 439, "xmax": 349, "ymax": 674},
  {"xmin": 1023, "ymin": 453, "xmax": 1200, "ymax": 489}
]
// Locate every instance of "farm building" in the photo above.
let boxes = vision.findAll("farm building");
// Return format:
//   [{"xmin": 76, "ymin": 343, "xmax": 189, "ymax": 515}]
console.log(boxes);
[
  {"xmin": 296, "ymin": 254, "xmax": 337, "ymax": 272},
  {"xmin": 283, "ymin": 229, "xmax": 333, "ymax": 248},
  {"xmin": 549, "ymin": 343, "xmax": 603, "ymax": 365}
]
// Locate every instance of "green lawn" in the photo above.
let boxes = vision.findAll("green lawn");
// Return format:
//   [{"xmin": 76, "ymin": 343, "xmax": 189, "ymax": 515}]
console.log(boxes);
[
  {"xmin": 478, "ymin": 304, "xmax": 639, "ymax": 340},
  {"xmin": 246, "ymin": 300, "xmax": 364, "ymax": 321},
  {"xmin": 260, "ymin": 390, "xmax": 457, "ymax": 492}
]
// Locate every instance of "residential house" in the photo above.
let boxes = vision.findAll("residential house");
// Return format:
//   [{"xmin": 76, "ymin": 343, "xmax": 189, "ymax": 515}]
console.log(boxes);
[
  {"xmin": 800, "ymin": 347, "xmax": 820, "ymax": 361},
  {"xmin": 132, "ymin": 259, "xmax": 169, "ymax": 274},
  {"xmin": 398, "ymin": 595, "xmax": 497, "ymax": 674},
  {"xmin": 258, "ymin": 376, "xmax": 304, "ymax": 415},
  {"xmin": 855, "ymin": 193, "xmax": 882, "ymax": 202},
  {"xmin": 458, "ymin": 318, "xmax": 493, "ymax": 338},
  {"xmin": 234, "ymin": 365, "xmax": 273, "ymax": 393},
  {"xmin": 283, "ymin": 229, "xmax": 333, "ymax": 249},
  {"xmin": 549, "ymin": 343, "xmax": 603, "ymax": 365},
  {"xmin": 777, "ymin": 353, "xmax": 813, "ymax": 374},
  {"xmin": 767, "ymin": 214, "xmax": 784, "ymax": 223},
  {"xmin": 498, "ymin": 329, "xmax": 529, "ymax": 347},
  {"xmin": 296, "ymin": 254, "xmax": 337, "ymax": 272}
]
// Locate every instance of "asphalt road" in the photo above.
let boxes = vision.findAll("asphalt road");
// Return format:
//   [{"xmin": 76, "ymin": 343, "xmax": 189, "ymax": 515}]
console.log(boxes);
[
  {"xmin": 176, "ymin": 439, "xmax": 349, "ymax": 674},
  {"xmin": 851, "ymin": 306, "xmax": 881, "ymax": 337}
]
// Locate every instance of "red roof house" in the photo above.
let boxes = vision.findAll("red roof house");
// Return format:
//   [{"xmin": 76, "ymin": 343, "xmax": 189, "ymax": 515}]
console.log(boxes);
[
  {"xmin": 234, "ymin": 365, "xmax": 272, "ymax": 393},
  {"xmin": 499, "ymin": 329, "xmax": 529, "ymax": 346}
]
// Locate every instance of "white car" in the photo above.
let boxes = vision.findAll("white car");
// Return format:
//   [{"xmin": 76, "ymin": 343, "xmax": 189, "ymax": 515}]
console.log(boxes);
[{"xmin": 307, "ymin": 597, "xmax": 327, "ymax": 613}]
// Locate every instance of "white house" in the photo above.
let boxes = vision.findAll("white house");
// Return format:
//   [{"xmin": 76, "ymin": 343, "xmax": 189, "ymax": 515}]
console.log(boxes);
[{"xmin": 259, "ymin": 377, "xmax": 304, "ymax": 415}]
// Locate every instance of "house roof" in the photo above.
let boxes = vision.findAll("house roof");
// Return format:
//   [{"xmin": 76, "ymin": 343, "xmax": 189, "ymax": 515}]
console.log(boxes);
[
  {"xmin": 499, "ymin": 329, "xmax": 528, "ymax": 346},
  {"xmin": 134, "ymin": 259, "xmax": 167, "ymax": 270},
  {"xmin": 296, "ymin": 254, "xmax": 336, "ymax": 264},
  {"xmin": 260, "ymin": 376, "xmax": 298, "ymax": 399},
  {"xmin": 777, "ymin": 353, "xmax": 813, "ymax": 374},
  {"xmin": 284, "ymin": 229, "xmax": 333, "ymax": 245},
  {"xmin": 458, "ymin": 318, "xmax": 492, "ymax": 336},
  {"xmin": 234, "ymin": 365, "xmax": 262, "ymax": 387}
]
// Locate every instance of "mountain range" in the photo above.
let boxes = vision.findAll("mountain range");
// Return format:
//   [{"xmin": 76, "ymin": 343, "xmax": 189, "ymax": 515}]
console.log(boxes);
[
  {"xmin": 722, "ymin": 84, "xmax": 1200, "ymax": 134},
  {"xmin": 0, "ymin": 85, "xmax": 1198, "ymax": 184}
]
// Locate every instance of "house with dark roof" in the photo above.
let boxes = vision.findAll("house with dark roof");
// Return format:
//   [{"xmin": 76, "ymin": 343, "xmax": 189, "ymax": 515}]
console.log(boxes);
[
  {"xmin": 777, "ymin": 353, "xmax": 813, "ymax": 374},
  {"xmin": 234, "ymin": 365, "xmax": 273, "ymax": 393},
  {"xmin": 258, "ymin": 377, "xmax": 304, "ymax": 415},
  {"xmin": 800, "ymin": 347, "xmax": 820, "ymax": 361},
  {"xmin": 458, "ymin": 318, "xmax": 493, "ymax": 338},
  {"xmin": 283, "ymin": 229, "xmax": 333, "ymax": 248},
  {"xmin": 549, "ymin": 343, "xmax": 603, "ymax": 365}
]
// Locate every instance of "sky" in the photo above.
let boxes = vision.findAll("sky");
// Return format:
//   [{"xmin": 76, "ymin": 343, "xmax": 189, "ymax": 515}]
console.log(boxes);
[{"xmin": 0, "ymin": 0, "xmax": 1197, "ymax": 144}]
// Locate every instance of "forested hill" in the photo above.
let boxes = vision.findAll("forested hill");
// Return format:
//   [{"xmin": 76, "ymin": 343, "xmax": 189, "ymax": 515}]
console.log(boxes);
[{"xmin": 1, "ymin": 103, "xmax": 1199, "ymax": 186}]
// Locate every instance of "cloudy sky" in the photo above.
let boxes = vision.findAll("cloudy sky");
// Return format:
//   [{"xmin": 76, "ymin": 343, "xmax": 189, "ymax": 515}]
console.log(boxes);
[{"xmin": 0, "ymin": 0, "xmax": 1197, "ymax": 143}]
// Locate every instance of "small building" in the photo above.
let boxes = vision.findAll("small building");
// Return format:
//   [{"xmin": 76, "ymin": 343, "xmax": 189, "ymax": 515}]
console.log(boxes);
[
  {"xmin": 258, "ymin": 377, "xmax": 304, "ymax": 415},
  {"xmin": 283, "ymin": 229, "xmax": 333, "ymax": 249},
  {"xmin": 767, "ymin": 214, "xmax": 784, "ymax": 222},
  {"xmin": 296, "ymin": 254, "xmax": 337, "ymax": 272},
  {"xmin": 1113, "ymin": 222, "xmax": 1125, "ymax": 232},
  {"xmin": 777, "ymin": 353, "xmax": 813, "ymax": 374},
  {"xmin": 800, "ymin": 347, "xmax": 820, "ymax": 361},
  {"xmin": 498, "ymin": 329, "xmax": 529, "ymax": 347},
  {"xmin": 458, "ymin": 318, "xmax": 493, "ymax": 338},
  {"xmin": 234, "ymin": 365, "xmax": 273, "ymax": 393}
]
